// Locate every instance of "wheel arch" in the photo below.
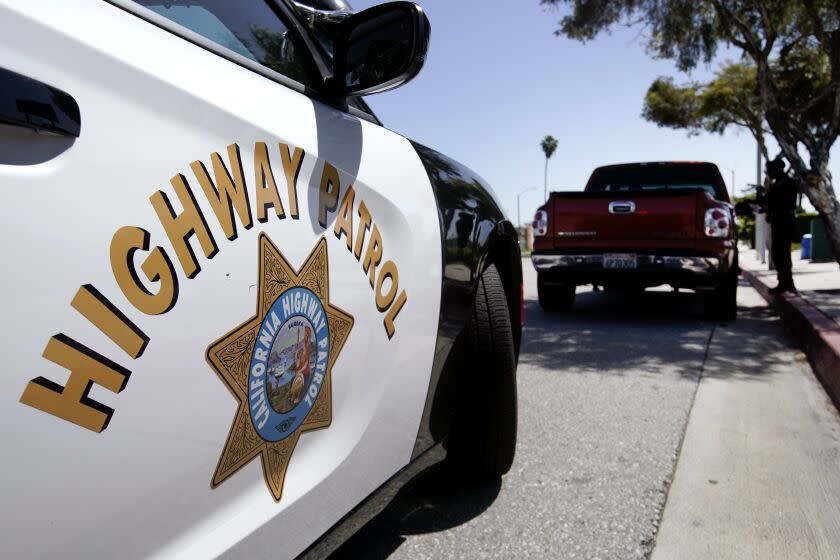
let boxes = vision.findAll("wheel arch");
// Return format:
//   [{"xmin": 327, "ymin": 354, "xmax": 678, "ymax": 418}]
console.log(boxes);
[{"xmin": 408, "ymin": 140, "xmax": 523, "ymax": 459}]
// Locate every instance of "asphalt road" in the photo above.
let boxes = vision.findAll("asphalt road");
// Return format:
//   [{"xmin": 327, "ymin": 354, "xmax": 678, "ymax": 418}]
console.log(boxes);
[{"xmin": 329, "ymin": 260, "xmax": 825, "ymax": 559}]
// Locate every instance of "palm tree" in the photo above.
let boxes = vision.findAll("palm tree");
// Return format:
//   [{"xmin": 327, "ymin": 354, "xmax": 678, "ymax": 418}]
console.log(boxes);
[{"xmin": 540, "ymin": 135, "xmax": 558, "ymax": 201}]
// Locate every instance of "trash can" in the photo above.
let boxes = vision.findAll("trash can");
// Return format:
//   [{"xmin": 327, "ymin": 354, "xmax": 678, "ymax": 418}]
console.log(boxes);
[
  {"xmin": 801, "ymin": 233, "xmax": 812, "ymax": 259},
  {"xmin": 810, "ymin": 218, "xmax": 833, "ymax": 262}
]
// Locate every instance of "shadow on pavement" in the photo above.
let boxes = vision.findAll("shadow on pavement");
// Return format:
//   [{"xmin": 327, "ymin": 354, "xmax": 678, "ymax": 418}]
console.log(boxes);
[
  {"xmin": 803, "ymin": 288, "xmax": 840, "ymax": 320},
  {"xmin": 329, "ymin": 279, "xmax": 792, "ymax": 559},
  {"xmin": 521, "ymin": 280, "xmax": 788, "ymax": 382},
  {"xmin": 328, "ymin": 463, "xmax": 501, "ymax": 559}
]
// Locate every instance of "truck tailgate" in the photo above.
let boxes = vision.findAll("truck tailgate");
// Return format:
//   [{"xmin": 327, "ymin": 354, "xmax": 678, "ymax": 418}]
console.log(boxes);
[{"xmin": 550, "ymin": 190, "xmax": 703, "ymax": 250}]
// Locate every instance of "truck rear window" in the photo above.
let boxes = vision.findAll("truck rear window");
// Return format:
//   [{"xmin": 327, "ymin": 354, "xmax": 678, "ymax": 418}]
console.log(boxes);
[{"xmin": 586, "ymin": 165, "xmax": 725, "ymax": 199}]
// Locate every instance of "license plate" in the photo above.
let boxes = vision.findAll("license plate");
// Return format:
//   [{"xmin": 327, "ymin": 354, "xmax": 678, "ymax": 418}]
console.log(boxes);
[{"xmin": 603, "ymin": 253, "xmax": 637, "ymax": 269}]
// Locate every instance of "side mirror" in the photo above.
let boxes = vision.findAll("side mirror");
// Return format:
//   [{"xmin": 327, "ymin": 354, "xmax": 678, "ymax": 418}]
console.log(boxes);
[{"xmin": 331, "ymin": 2, "xmax": 430, "ymax": 96}]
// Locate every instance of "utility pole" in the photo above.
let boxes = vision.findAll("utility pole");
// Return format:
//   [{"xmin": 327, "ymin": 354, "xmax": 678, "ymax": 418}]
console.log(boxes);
[
  {"xmin": 755, "ymin": 142, "xmax": 767, "ymax": 264},
  {"xmin": 756, "ymin": 142, "xmax": 762, "ymax": 191},
  {"xmin": 723, "ymin": 166, "xmax": 736, "ymax": 199},
  {"xmin": 730, "ymin": 169, "xmax": 735, "ymax": 199}
]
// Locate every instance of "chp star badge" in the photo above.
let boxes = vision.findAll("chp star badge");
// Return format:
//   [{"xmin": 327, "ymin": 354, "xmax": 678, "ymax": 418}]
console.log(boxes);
[{"xmin": 206, "ymin": 233, "xmax": 353, "ymax": 501}]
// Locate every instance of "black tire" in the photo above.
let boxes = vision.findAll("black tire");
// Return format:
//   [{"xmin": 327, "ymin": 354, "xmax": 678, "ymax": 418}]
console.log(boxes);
[
  {"xmin": 705, "ymin": 274, "xmax": 737, "ymax": 321},
  {"xmin": 537, "ymin": 274, "xmax": 575, "ymax": 311},
  {"xmin": 447, "ymin": 264, "xmax": 517, "ymax": 479}
]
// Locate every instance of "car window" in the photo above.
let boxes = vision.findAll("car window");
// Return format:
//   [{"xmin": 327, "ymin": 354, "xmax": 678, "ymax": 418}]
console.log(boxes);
[{"xmin": 132, "ymin": 0, "xmax": 313, "ymax": 86}]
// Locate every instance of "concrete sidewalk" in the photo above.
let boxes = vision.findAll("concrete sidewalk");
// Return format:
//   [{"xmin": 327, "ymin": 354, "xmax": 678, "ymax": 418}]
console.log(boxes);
[
  {"xmin": 652, "ymin": 249, "xmax": 840, "ymax": 559},
  {"xmin": 739, "ymin": 245, "xmax": 840, "ymax": 410},
  {"xmin": 652, "ymin": 287, "xmax": 840, "ymax": 560},
  {"xmin": 739, "ymin": 245, "xmax": 840, "ymax": 322}
]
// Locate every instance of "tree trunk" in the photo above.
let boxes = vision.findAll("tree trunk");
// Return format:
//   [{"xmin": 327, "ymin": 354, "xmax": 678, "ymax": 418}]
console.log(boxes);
[
  {"xmin": 544, "ymin": 158, "xmax": 548, "ymax": 202},
  {"xmin": 757, "ymin": 67, "xmax": 840, "ymax": 267},
  {"xmin": 801, "ymin": 159, "xmax": 840, "ymax": 267}
]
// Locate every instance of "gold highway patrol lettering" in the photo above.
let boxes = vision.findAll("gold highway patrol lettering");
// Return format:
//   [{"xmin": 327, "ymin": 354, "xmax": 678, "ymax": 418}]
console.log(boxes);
[
  {"xmin": 19, "ymin": 141, "xmax": 408, "ymax": 432},
  {"xmin": 318, "ymin": 164, "xmax": 408, "ymax": 339}
]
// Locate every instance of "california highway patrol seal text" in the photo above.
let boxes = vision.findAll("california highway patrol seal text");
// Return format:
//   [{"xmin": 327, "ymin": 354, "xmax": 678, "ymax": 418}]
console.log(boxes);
[{"xmin": 206, "ymin": 234, "xmax": 353, "ymax": 501}]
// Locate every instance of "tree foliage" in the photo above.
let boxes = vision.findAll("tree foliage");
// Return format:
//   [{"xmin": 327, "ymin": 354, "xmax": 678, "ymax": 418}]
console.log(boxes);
[
  {"xmin": 541, "ymin": 135, "xmax": 559, "ymax": 159},
  {"xmin": 642, "ymin": 63, "xmax": 767, "ymax": 156},
  {"xmin": 542, "ymin": 0, "xmax": 840, "ymax": 264},
  {"xmin": 643, "ymin": 78, "xmax": 704, "ymax": 131}
]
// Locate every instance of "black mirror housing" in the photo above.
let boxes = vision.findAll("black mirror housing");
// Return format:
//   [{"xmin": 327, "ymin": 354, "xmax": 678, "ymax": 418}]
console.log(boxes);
[{"xmin": 330, "ymin": 2, "xmax": 429, "ymax": 96}]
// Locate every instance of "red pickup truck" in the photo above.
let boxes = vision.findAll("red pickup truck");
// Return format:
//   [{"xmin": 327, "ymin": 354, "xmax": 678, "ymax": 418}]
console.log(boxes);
[{"xmin": 531, "ymin": 162, "xmax": 739, "ymax": 319}]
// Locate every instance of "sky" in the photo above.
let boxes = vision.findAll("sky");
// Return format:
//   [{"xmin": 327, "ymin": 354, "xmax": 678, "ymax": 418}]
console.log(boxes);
[{"xmin": 352, "ymin": 0, "xmax": 834, "ymax": 224}]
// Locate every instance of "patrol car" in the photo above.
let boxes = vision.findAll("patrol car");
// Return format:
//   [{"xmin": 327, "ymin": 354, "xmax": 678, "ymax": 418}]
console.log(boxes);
[{"xmin": 0, "ymin": 0, "xmax": 522, "ymax": 558}]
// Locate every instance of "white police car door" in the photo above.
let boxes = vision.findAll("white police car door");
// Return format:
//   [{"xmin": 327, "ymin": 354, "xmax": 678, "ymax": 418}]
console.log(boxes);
[{"xmin": 0, "ymin": 0, "xmax": 441, "ymax": 557}]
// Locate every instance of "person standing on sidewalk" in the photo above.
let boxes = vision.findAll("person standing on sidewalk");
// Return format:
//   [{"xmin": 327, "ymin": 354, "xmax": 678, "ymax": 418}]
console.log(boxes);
[{"xmin": 761, "ymin": 156, "xmax": 798, "ymax": 294}]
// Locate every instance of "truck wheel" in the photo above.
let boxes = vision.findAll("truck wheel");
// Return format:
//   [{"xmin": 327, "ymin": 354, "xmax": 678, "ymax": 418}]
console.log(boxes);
[
  {"xmin": 538, "ymin": 274, "xmax": 575, "ymax": 311},
  {"xmin": 447, "ymin": 264, "xmax": 517, "ymax": 479},
  {"xmin": 705, "ymin": 274, "xmax": 737, "ymax": 321}
]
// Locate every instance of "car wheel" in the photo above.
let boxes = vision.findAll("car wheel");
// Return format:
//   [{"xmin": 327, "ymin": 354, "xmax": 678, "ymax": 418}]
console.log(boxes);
[
  {"xmin": 447, "ymin": 264, "xmax": 517, "ymax": 479},
  {"xmin": 705, "ymin": 273, "xmax": 738, "ymax": 321},
  {"xmin": 537, "ymin": 274, "xmax": 575, "ymax": 311}
]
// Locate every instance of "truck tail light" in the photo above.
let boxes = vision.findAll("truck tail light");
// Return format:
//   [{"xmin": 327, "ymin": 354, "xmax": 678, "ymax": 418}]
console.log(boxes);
[
  {"xmin": 533, "ymin": 210, "xmax": 548, "ymax": 236},
  {"xmin": 704, "ymin": 207, "xmax": 730, "ymax": 238}
]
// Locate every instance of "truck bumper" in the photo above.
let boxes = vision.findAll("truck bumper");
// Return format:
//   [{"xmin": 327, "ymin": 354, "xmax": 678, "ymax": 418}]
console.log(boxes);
[{"xmin": 531, "ymin": 250, "xmax": 737, "ymax": 290}]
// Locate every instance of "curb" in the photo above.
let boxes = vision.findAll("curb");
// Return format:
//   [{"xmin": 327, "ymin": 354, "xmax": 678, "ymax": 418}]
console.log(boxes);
[{"xmin": 740, "ymin": 266, "xmax": 840, "ymax": 411}]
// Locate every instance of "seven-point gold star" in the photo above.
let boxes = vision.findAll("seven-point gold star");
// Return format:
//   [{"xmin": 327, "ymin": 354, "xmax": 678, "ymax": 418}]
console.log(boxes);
[{"xmin": 206, "ymin": 233, "xmax": 353, "ymax": 501}]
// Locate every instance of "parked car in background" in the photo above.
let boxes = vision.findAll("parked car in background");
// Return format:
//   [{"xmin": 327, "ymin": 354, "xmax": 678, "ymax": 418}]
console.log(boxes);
[{"xmin": 531, "ymin": 161, "xmax": 739, "ymax": 319}]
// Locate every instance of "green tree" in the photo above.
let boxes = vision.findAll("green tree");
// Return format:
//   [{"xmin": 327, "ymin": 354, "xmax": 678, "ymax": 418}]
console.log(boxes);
[
  {"xmin": 642, "ymin": 63, "xmax": 771, "ymax": 161},
  {"xmin": 541, "ymin": 134, "xmax": 559, "ymax": 201},
  {"xmin": 542, "ymin": 0, "xmax": 840, "ymax": 266}
]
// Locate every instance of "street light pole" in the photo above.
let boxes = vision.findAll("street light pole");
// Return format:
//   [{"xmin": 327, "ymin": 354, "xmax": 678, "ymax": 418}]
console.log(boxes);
[
  {"xmin": 723, "ymin": 166, "xmax": 736, "ymax": 199},
  {"xmin": 517, "ymin": 187, "xmax": 536, "ymax": 228}
]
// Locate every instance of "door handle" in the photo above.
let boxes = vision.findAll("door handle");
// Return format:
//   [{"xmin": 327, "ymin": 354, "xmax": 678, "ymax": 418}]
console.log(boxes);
[{"xmin": 0, "ymin": 67, "xmax": 80, "ymax": 137}]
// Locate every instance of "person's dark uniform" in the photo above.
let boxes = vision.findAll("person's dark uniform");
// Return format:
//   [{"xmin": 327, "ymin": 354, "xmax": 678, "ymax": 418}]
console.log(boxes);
[{"xmin": 762, "ymin": 157, "xmax": 798, "ymax": 293}]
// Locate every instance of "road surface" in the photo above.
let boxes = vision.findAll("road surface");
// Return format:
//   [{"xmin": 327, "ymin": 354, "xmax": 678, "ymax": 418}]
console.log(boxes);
[{"xmin": 331, "ymin": 260, "xmax": 840, "ymax": 559}]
